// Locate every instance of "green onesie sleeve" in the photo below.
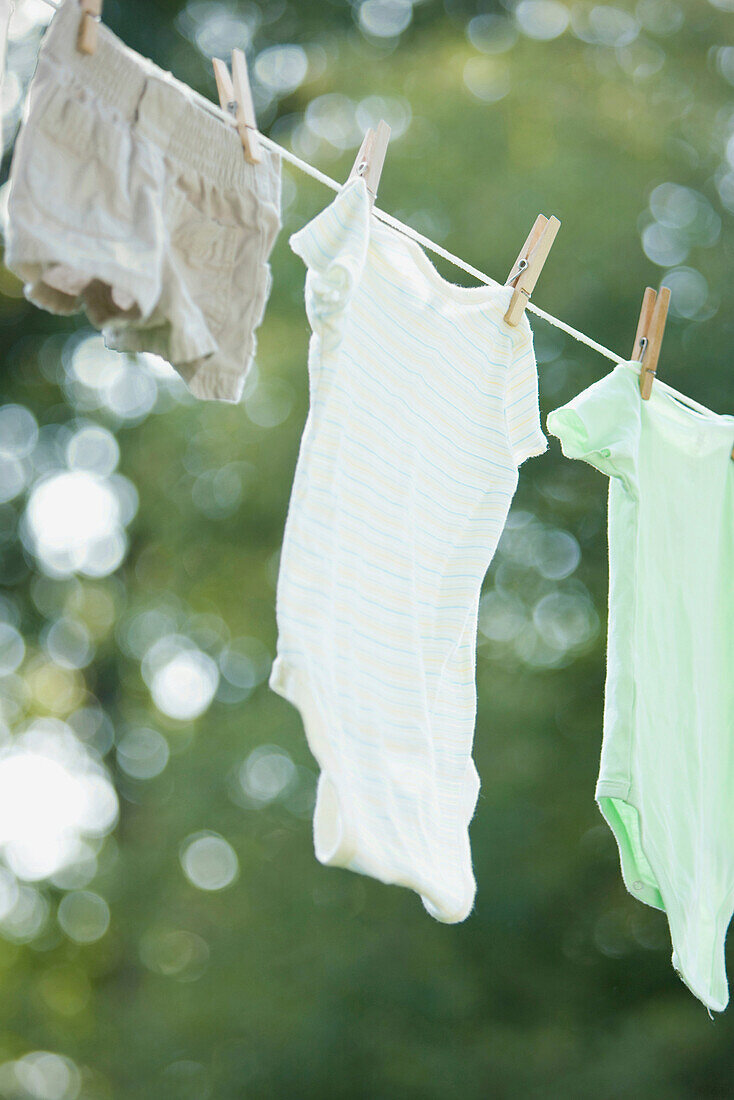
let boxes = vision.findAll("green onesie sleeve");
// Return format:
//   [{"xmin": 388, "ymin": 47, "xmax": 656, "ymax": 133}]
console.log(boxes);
[{"xmin": 546, "ymin": 364, "xmax": 641, "ymax": 494}]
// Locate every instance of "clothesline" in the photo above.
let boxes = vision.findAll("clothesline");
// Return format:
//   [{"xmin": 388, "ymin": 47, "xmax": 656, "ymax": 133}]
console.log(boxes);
[
  {"xmin": 258, "ymin": 132, "xmax": 625, "ymax": 365},
  {"xmin": 33, "ymin": 0, "xmax": 626, "ymax": 365}
]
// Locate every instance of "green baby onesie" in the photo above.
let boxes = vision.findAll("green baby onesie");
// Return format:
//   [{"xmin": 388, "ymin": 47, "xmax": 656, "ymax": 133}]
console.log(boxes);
[{"xmin": 548, "ymin": 362, "xmax": 734, "ymax": 1013}]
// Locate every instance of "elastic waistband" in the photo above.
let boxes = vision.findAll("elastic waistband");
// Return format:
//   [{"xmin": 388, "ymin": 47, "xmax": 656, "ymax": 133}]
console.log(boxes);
[{"xmin": 41, "ymin": 0, "xmax": 280, "ymax": 202}]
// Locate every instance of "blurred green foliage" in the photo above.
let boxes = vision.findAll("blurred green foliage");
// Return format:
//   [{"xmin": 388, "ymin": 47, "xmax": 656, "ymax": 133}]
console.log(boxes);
[{"xmin": 1, "ymin": 0, "xmax": 734, "ymax": 1097}]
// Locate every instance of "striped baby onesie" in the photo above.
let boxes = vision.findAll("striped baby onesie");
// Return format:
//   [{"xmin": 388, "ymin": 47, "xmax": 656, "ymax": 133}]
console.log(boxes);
[{"xmin": 270, "ymin": 178, "xmax": 546, "ymax": 921}]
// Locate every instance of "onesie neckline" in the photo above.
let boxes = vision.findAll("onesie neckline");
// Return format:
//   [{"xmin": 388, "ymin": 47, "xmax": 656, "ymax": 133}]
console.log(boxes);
[
  {"xmin": 370, "ymin": 210, "xmax": 514, "ymax": 309},
  {"xmin": 619, "ymin": 360, "xmax": 734, "ymax": 442}
]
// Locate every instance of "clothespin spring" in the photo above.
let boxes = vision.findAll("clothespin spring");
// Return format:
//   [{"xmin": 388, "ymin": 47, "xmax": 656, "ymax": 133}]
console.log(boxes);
[
  {"xmin": 347, "ymin": 121, "xmax": 391, "ymax": 202},
  {"xmin": 633, "ymin": 286, "xmax": 670, "ymax": 400},
  {"xmin": 212, "ymin": 50, "xmax": 261, "ymax": 165},
  {"xmin": 504, "ymin": 216, "xmax": 560, "ymax": 327}
]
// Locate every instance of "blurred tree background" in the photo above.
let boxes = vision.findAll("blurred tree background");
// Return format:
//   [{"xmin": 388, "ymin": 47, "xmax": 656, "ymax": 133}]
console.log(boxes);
[{"xmin": 0, "ymin": 0, "xmax": 733, "ymax": 1096}]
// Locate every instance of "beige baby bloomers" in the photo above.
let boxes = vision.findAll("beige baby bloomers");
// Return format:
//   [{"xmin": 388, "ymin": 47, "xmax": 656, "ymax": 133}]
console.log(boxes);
[{"xmin": 6, "ymin": 0, "xmax": 281, "ymax": 402}]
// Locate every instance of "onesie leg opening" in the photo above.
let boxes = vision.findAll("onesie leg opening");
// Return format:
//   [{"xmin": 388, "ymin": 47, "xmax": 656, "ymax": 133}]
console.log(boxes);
[
  {"xmin": 10, "ymin": 241, "xmax": 158, "ymax": 326},
  {"xmin": 420, "ymin": 884, "xmax": 475, "ymax": 925},
  {"xmin": 598, "ymin": 796, "xmax": 664, "ymax": 911},
  {"xmin": 599, "ymin": 792, "xmax": 732, "ymax": 1013},
  {"xmin": 419, "ymin": 760, "xmax": 480, "ymax": 924},
  {"xmin": 270, "ymin": 658, "xmax": 356, "ymax": 870},
  {"xmin": 313, "ymin": 772, "xmax": 351, "ymax": 867}
]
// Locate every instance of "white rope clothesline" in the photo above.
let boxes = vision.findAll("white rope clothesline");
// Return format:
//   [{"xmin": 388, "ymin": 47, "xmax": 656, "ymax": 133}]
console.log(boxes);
[
  {"xmin": 261, "ymin": 133, "xmax": 624, "ymax": 365},
  {"xmin": 33, "ymin": 0, "xmax": 625, "ymax": 366}
]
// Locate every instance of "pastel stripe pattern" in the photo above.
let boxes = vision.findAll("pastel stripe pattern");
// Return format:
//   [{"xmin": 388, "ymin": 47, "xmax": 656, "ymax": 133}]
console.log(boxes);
[{"xmin": 270, "ymin": 178, "xmax": 546, "ymax": 922}]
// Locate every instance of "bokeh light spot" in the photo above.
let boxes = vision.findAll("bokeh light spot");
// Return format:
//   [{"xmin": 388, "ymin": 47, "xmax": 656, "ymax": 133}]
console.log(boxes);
[
  {"xmin": 143, "ymin": 637, "xmax": 220, "ymax": 722},
  {"xmin": 0, "ymin": 404, "xmax": 38, "ymax": 458},
  {"xmin": 0, "ymin": 721, "xmax": 118, "ymax": 881},
  {"xmin": 463, "ymin": 57, "xmax": 510, "ymax": 102},
  {"xmin": 478, "ymin": 590, "xmax": 528, "ymax": 643},
  {"xmin": 515, "ymin": 0, "xmax": 569, "ymax": 41},
  {"xmin": 467, "ymin": 13, "xmax": 518, "ymax": 54},
  {"xmin": 664, "ymin": 267, "xmax": 711, "ymax": 319},
  {"xmin": 358, "ymin": 0, "xmax": 413, "ymax": 38},
  {"xmin": 8, "ymin": 1050, "xmax": 80, "ymax": 1100},
  {"xmin": 43, "ymin": 619, "xmax": 94, "ymax": 671},
  {"xmin": 254, "ymin": 45, "xmax": 308, "ymax": 95},
  {"xmin": 24, "ymin": 470, "xmax": 133, "ymax": 579},
  {"xmin": 57, "ymin": 890, "xmax": 110, "ymax": 945},
  {"xmin": 139, "ymin": 927, "xmax": 210, "ymax": 980},
  {"xmin": 240, "ymin": 745, "xmax": 296, "ymax": 804},
  {"xmin": 0, "ymin": 623, "xmax": 25, "ymax": 676},
  {"xmin": 180, "ymin": 833, "xmax": 238, "ymax": 891},
  {"xmin": 116, "ymin": 728, "xmax": 170, "ymax": 780},
  {"xmin": 65, "ymin": 425, "xmax": 119, "ymax": 477},
  {"xmin": 532, "ymin": 589, "xmax": 599, "ymax": 652}
]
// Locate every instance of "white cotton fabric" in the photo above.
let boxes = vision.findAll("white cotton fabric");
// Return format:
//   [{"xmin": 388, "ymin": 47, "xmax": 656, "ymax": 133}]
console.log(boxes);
[
  {"xmin": 270, "ymin": 178, "xmax": 546, "ymax": 922},
  {"xmin": 0, "ymin": 2, "xmax": 12, "ymax": 101},
  {"xmin": 5, "ymin": 0, "xmax": 280, "ymax": 402}
]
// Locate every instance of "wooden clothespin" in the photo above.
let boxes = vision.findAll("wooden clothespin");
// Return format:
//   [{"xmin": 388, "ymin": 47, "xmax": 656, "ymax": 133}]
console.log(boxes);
[
  {"xmin": 632, "ymin": 285, "xmax": 670, "ymax": 400},
  {"xmin": 347, "ymin": 120, "xmax": 391, "ymax": 202},
  {"xmin": 504, "ymin": 214, "xmax": 561, "ymax": 326},
  {"xmin": 77, "ymin": 0, "xmax": 102, "ymax": 56},
  {"xmin": 212, "ymin": 49, "xmax": 261, "ymax": 165}
]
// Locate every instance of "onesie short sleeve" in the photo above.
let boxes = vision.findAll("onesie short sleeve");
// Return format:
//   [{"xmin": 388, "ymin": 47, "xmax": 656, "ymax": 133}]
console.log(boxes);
[
  {"xmin": 546, "ymin": 363, "xmax": 641, "ymax": 492},
  {"xmin": 289, "ymin": 178, "xmax": 371, "ymax": 328},
  {"xmin": 505, "ymin": 322, "xmax": 547, "ymax": 466}
]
